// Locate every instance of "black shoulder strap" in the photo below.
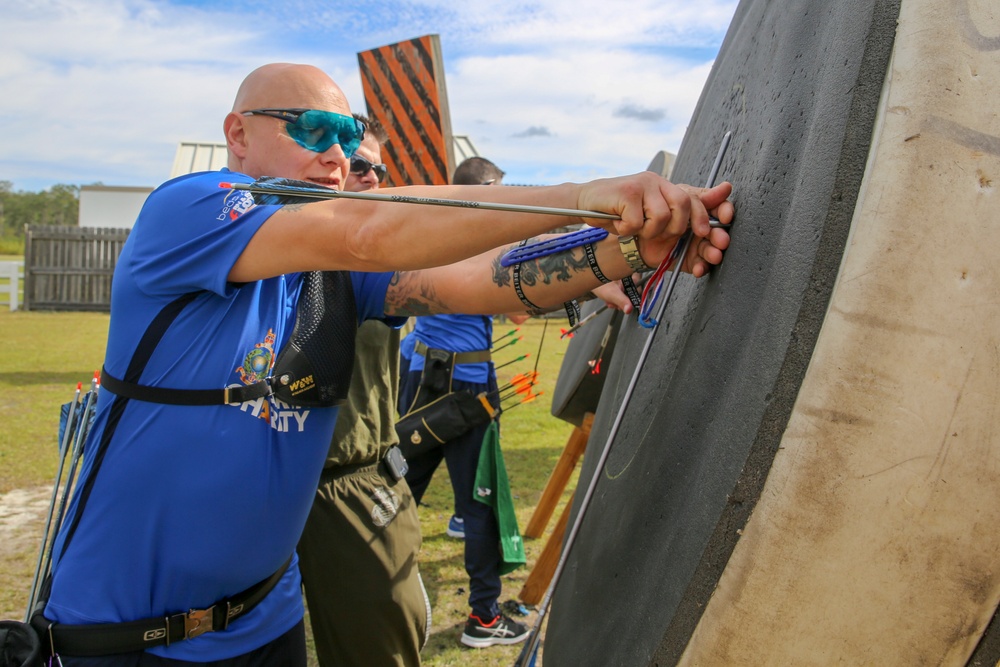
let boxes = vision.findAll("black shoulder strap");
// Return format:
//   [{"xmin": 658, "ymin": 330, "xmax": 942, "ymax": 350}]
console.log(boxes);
[{"xmin": 58, "ymin": 292, "xmax": 200, "ymax": 556}]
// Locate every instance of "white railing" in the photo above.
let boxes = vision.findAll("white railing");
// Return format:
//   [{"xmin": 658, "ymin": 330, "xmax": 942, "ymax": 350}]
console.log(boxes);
[{"xmin": 0, "ymin": 261, "xmax": 24, "ymax": 311}]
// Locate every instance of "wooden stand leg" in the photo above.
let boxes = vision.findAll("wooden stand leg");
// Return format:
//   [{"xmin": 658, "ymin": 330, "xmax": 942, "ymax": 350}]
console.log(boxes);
[
  {"xmin": 524, "ymin": 412, "xmax": 593, "ymax": 539},
  {"xmin": 519, "ymin": 492, "xmax": 574, "ymax": 605}
]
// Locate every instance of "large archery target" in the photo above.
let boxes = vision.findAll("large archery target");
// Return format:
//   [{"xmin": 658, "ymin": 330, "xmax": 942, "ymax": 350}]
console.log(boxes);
[{"xmin": 543, "ymin": 0, "xmax": 1000, "ymax": 665}]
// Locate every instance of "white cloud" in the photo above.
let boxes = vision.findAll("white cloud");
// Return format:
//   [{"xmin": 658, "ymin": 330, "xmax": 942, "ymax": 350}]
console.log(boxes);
[
  {"xmin": 447, "ymin": 48, "xmax": 716, "ymax": 183},
  {"xmin": 0, "ymin": 0, "xmax": 365, "ymax": 187},
  {"xmin": 0, "ymin": 0, "xmax": 737, "ymax": 190}
]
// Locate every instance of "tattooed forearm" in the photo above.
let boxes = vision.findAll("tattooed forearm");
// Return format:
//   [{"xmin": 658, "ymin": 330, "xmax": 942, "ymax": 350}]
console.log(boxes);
[
  {"xmin": 384, "ymin": 271, "xmax": 450, "ymax": 316},
  {"xmin": 539, "ymin": 248, "xmax": 588, "ymax": 283},
  {"xmin": 517, "ymin": 247, "xmax": 589, "ymax": 289},
  {"xmin": 517, "ymin": 261, "xmax": 542, "ymax": 289},
  {"xmin": 491, "ymin": 252, "xmax": 513, "ymax": 289}
]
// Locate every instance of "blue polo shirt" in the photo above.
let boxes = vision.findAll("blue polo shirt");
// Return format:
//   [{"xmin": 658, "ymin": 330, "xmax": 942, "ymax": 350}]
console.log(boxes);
[{"xmin": 45, "ymin": 169, "xmax": 397, "ymax": 661}]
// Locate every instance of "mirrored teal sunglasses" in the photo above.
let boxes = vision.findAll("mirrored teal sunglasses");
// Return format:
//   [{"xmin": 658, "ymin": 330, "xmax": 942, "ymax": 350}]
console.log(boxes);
[{"xmin": 242, "ymin": 108, "xmax": 366, "ymax": 156}]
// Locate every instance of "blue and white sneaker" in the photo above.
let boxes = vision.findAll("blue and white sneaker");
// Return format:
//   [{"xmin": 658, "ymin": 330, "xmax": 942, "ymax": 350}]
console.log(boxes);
[{"xmin": 447, "ymin": 514, "xmax": 465, "ymax": 539}]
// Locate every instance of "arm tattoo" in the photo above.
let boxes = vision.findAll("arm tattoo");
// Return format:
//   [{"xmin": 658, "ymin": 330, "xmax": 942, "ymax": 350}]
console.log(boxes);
[
  {"xmin": 512, "ymin": 240, "xmax": 544, "ymax": 312},
  {"xmin": 509, "ymin": 244, "xmax": 591, "ymax": 313},
  {"xmin": 543, "ymin": 249, "xmax": 590, "ymax": 282},
  {"xmin": 517, "ymin": 248, "xmax": 589, "ymax": 289},
  {"xmin": 491, "ymin": 252, "xmax": 513, "ymax": 289},
  {"xmin": 384, "ymin": 271, "xmax": 449, "ymax": 317}
]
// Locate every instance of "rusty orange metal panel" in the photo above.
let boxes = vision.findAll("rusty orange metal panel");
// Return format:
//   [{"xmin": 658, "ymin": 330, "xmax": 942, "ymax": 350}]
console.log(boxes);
[{"xmin": 358, "ymin": 34, "xmax": 455, "ymax": 186}]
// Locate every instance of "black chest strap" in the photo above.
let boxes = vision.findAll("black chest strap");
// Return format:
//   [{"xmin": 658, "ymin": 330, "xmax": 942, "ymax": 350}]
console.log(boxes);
[
  {"xmin": 100, "ymin": 270, "xmax": 359, "ymax": 408},
  {"xmin": 99, "ymin": 367, "xmax": 272, "ymax": 405}
]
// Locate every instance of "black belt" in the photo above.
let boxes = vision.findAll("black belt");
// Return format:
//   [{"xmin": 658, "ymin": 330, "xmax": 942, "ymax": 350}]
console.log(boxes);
[
  {"xmin": 36, "ymin": 557, "xmax": 291, "ymax": 657},
  {"xmin": 323, "ymin": 454, "xmax": 385, "ymax": 481},
  {"xmin": 322, "ymin": 446, "xmax": 407, "ymax": 483},
  {"xmin": 413, "ymin": 340, "xmax": 491, "ymax": 365}
]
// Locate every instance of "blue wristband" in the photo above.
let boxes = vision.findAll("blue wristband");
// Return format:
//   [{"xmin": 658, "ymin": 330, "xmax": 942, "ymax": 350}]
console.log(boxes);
[{"xmin": 500, "ymin": 227, "xmax": 609, "ymax": 267}]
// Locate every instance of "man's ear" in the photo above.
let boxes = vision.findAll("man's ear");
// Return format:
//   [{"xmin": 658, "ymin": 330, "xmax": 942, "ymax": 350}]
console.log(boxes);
[{"xmin": 224, "ymin": 112, "xmax": 248, "ymax": 160}]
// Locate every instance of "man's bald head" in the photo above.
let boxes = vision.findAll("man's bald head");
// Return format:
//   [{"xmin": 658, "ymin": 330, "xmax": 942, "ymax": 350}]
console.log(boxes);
[
  {"xmin": 224, "ymin": 63, "xmax": 354, "ymax": 185},
  {"xmin": 231, "ymin": 63, "xmax": 350, "ymax": 113}
]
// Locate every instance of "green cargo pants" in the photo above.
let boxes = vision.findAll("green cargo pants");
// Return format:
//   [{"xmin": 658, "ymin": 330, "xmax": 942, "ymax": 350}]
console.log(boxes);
[{"xmin": 298, "ymin": 459, "xmax": 430, "ymax": 667}]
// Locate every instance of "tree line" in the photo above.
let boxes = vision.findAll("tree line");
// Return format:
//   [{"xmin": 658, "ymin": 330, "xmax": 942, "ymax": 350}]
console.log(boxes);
[{"xmin": 0, "ymin": 181, "xmax": 80, "ymax": 239}]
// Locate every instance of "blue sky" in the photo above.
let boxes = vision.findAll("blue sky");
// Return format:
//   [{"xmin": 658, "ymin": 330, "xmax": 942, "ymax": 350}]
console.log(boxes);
[{"xmin": 0, "ymin": 0, "xmax": 738, "ymax": 192}]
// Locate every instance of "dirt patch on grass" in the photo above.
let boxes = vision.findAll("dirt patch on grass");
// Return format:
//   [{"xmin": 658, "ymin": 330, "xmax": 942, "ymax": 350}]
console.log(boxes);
[
  {"xmin": 0, "ymin": 485, "xmax": 50, "ymax": 620},
  {"xmin": 0, "ymin": 486, "xmax": 51, "ymax": 555}
]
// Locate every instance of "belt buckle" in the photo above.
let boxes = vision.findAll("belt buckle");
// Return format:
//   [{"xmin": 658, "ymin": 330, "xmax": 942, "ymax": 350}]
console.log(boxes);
[{"xmin": 184, "ymin": 606, "xmax": 215, "ymax": 639}]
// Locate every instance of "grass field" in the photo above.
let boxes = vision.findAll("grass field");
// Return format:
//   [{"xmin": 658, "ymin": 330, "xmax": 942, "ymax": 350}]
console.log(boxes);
[{"xmin": 0, "ymin": 310, "xmax": 582, "ymax": 666}]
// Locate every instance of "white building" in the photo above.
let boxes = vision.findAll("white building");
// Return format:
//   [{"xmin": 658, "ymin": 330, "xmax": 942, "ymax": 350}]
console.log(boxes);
[
  {"xmin": 78, "ymin": 185, "xmax": 155, "ymax": 228},
  {"xmin": 77, "ymin": 142, "xmax": 228, "ymax": 229}
]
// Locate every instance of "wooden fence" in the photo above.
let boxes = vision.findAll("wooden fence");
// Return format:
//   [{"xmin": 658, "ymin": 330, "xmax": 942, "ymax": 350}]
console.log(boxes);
[{"xmin": 24, "ymin": 226, "xmax": 130, "ymax": 311}]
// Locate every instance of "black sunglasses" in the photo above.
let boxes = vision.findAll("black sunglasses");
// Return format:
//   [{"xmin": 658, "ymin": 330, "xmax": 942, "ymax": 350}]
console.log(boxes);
[{"xmin": 349, "ymin": 154, "xmax": 388, "ymax": 182}]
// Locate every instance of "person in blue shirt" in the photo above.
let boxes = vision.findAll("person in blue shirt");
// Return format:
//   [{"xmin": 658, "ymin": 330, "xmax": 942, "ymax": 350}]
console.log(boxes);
[
  {"xmin": 400, "ymin": 157, "xmax": 642, "ymax": 649},
  {"xmin": 399, "ymin": 158, "xmax": 533, "ymax": 648},
  {"xmin": 38, "ymin": 62, "xmax": 734, "ymax": 666}
]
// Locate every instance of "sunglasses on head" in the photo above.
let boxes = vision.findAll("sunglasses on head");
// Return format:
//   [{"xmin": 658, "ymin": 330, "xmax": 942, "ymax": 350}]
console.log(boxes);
[
  {"xmin": 242, "ymin": 108, "xmax": 366, "ymax": 157},
  {"xmin": 350, "ymin": 154, "xmax": 388, "ymax": 182}
]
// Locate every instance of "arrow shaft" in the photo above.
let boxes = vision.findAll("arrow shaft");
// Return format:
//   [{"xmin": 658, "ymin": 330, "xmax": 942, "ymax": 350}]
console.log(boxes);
[{"xmin": 226, "ymin": 181, "xmax": 619, "ymax": 221}]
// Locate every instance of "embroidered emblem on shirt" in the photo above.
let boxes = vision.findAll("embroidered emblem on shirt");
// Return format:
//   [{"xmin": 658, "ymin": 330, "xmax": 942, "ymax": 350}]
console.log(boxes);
[
  {"xmin": 236, "ymin": 329, "xmax": 276, "ymax": 384},
  {"xmin": 230, "ymin": 331, "xmax": 311, "ymax": 432},
  {"xmin": 371, "ymin": 486, "xmax": 400, "ymax": 528}
]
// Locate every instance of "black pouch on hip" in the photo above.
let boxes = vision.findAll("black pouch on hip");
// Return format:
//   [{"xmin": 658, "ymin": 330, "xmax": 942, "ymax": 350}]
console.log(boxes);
[{"xmin": 395, "ymin": 390, "xmax": 497, "ymax": 458}]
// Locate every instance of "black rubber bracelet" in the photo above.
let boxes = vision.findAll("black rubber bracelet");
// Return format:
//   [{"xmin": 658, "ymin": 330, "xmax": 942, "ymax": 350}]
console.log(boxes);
[
  {"xmin": 512, "ymin": 240, "xmax": 543, "ymax": 312},
  {"xmin": 563, "ymin": 299, "xmax": 581, "ymax": 326},
  {"xmin": 621, "ymin": 276, "xmax": 642, "ymax": 308},
  {"xmin": 583, "ymin": 242, "xmax": 611, "ymax": 284}
]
